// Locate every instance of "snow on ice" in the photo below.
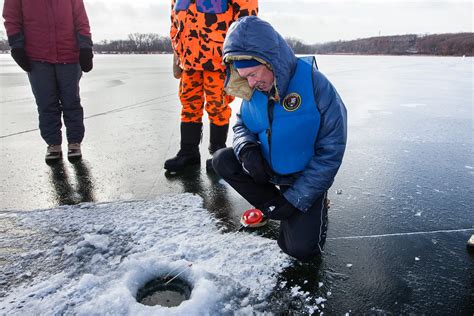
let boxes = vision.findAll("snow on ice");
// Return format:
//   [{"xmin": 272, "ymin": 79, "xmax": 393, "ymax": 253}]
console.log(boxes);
[{"xmin": 0, "ymin": 193, "xmax": 307, "ymax": 315}]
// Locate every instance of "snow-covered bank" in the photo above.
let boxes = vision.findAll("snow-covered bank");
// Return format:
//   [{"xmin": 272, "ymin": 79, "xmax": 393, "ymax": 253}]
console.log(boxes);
[{"xmin": 0, "ymin": 194, "xmax": 298, "ymax": 314}]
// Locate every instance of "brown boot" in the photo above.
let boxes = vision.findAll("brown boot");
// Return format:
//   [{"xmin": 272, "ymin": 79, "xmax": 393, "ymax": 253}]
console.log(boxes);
[
  {"xmin": 45, "ymin": 144, "xmax": 62, "ymax": 162},
  {"xmin": 68, "ymin": 143, "xmax": 82, "ymax": 162}
]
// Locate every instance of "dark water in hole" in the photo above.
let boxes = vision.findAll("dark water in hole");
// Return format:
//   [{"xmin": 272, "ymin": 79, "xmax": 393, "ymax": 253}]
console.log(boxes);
[{"xmin": 136, "ymin": 277, "xmax": 192, "ymax": 307}]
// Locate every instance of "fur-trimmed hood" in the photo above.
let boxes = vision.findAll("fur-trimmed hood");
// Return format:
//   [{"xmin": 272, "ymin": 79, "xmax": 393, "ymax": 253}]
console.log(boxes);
[{"xmin": 223, "ymin": 16, "xmax": 298, "ymax": 101}]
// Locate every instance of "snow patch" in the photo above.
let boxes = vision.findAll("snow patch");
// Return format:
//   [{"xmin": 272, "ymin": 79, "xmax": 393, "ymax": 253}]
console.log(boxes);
[{"xmin": 0, "ymin": 194, "xmax": 292, "ymax": 315}]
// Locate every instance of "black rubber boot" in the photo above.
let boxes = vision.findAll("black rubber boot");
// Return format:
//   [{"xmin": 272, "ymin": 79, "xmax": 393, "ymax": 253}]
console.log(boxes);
[
  {"xmin": 164, "ymin": 122, "xmax": 202, "ymax": 172},
  {"xmin": 206, "ymin": 123, "xmax": 229, "ymax": 172}
]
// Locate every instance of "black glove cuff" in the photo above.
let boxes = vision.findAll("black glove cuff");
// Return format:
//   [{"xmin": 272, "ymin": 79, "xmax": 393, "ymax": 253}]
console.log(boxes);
[
  {"xmin": 8, "ymin": 32, "xmax": 25, "ymax": 47},
  {"xmin": 76, "ymin": 33, "xmax": 93, "ymax": 48},
  {"xmin": 239, "ymin": 143, "xmax": 259, "ymax": 160}
]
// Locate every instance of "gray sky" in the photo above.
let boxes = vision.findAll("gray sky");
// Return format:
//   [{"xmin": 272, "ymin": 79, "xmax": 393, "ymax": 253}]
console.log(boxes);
[{"xmin": 9, "ymin": 0, "xmax": 473, "ymax": 44}]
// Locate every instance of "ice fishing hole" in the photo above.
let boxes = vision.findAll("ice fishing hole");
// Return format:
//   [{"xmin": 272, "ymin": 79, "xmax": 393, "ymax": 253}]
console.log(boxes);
[{"xmin": 136, "ymin": 276, "xmax": 192, "ymax": 307}]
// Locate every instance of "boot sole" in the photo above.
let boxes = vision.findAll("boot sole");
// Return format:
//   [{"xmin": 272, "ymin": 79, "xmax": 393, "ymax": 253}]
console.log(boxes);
[
  {"xmin": 164, "ymin": 154, "xmax": 201, "ymax": 171},
  {"xmin": 45, "ymin": 152, "xmax": 63, "ymax": 164},
  {"xmin": 68, "ymin": 154, "xmax": 82, "ymax": 163},
  {"xmin": 164, "ymin": 160, "xmax": 201, "ymax": 172}
]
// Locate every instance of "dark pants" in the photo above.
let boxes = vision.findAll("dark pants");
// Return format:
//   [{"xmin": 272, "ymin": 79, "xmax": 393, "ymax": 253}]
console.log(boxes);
[
  {"xmin": 213, "ymin": 147, "xmax": 329, "ymax": 261},
  {"xmin": 28, "ymin": 62, "xmax": 84, "ymax": 145}
]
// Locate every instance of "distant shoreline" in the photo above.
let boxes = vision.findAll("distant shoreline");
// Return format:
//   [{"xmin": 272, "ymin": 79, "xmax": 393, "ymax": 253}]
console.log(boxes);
[
  {"xmin": 299, "ymin": 33, "xmax": 474, "ymax": 57},
  {"xmin": 0, "ymin": 51, "xmax": 470, "ymax": 58},
  {"xmin": 1, "ymin": 32, "xmax": 472, "ymax": 57}
]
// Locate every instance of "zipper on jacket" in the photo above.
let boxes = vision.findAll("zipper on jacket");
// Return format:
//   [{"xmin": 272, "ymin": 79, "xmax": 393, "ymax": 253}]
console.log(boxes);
[{"xmin": 266, "ymin": 99, "xmax": 275, "ymax": 165}]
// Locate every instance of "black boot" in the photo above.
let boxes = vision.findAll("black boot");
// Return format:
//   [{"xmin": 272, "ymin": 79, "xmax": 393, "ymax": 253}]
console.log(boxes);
[
  {"xmin": 164, "ymin": 122, "xmax": 202, "ymax": 172},
  {"xmin": 206, "ymin": 123, "xmax": 229, "ymax": 172}
]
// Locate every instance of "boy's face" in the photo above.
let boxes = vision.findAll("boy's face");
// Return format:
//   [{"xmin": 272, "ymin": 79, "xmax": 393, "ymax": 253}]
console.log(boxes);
[{"xmin": 237, "ymin": 65, "xmax": 274, "ymax": 92}]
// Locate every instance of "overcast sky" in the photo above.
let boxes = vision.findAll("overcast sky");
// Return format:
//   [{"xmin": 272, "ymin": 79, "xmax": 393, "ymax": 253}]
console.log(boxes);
[{"xmin": 2, "ymin": 0, "xmax": 471, "ymax": 43}]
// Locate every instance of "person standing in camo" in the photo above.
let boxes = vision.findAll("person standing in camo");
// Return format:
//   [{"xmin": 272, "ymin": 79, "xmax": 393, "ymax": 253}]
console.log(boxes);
[
  {"xmin": 166, "ymin": 0, "xmax": 258, "ymax": 172},
  {"xmin": 2, "ymin": 0, "xmax": 93, "ymax": 163}
]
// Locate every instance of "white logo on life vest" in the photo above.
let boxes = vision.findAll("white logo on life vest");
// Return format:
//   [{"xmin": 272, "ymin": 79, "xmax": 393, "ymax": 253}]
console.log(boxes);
[{"xmin": 282, "ymin": 93, "xmax": 301, "ymax": 111}]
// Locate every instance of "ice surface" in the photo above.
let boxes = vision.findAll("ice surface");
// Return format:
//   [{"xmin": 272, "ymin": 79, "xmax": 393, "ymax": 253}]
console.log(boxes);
[
  {"xmin": 0, "ymin": 194, "xmax": 295, "ymax": 315},
  {"xmin": 399, "ymin": 103, "xmax": 427, "ymax": 108},
  {"xmin": 1, "ymin": 55, "xmax": 472, "ymax": 314}
]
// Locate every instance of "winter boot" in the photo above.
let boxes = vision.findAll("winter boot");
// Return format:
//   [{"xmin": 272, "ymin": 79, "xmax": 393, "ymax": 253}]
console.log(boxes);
[
  {"xmin": 206, "ymin": 123, "xmax": 229, "ymax": 172},
  {"xmin": 45, "ymin": 144, "xmax": 62, "ymax": 163},
  {"xmin": 68, "ymin": 143, "xmax": 82, "ymax": 162},
  {"xmin": 164, "ymin": 122, "xmax": 202, "ymax": 172}
]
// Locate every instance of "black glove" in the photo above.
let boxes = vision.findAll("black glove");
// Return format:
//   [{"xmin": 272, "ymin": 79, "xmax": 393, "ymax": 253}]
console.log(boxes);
[
  {"xmin": 239, "ymin": 144, "xmax": 271, "ymax": 184},
  {"xmin": 262, "ymin": 195, "xmax": 298, "ymax": 220},
  {"xmin": 79, "ymin": 48, "xmax": 93, "ymax": 72},
  {"xmin": 11, "ymin": 48, "xmax": 31, "ymax": 72}
]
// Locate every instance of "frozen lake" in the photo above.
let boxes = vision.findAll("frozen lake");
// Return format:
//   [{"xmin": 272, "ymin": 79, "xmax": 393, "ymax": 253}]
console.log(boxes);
[{"xmin": 0, "ymin": 54, "xmax": 473, "ymax": 314}]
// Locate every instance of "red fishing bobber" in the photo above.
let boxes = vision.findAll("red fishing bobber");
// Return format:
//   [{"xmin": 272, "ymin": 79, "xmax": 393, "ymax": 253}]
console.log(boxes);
[{"xmin": 240, "ymin": 208, "xmax": 268, "ymax": 228}]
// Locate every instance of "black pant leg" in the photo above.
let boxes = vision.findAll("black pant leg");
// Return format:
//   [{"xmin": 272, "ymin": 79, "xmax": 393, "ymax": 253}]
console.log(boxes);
[
  {"xmin": 55, "ymin": 63, "xmax": 84, "ymax": 144},
  {"xmin": 27, "ymin": 62, "xmax": 62, "ymax": 145},
  {"xmin": 212, "ymin": 147, "xmax": 280, "ymax": 208},
  {"xmin": 214, "ymin": 147, "xmax": 329, "ymax": 261},
  {"xmin": 277, "ymin": 192, "xmax": 329, "ymax": 261}
]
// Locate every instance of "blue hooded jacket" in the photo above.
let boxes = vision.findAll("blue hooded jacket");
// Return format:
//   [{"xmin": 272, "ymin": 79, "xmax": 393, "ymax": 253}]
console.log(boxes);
[{"xmin": 223, "ymin": 16, "xmax": 347, "ymax": 212}]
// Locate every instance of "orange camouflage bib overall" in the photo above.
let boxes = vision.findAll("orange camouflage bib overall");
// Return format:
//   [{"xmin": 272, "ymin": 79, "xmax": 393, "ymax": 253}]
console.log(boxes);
[{"xmin": 170, "ymin": 0, "xmax": 258, "ymax": 125}]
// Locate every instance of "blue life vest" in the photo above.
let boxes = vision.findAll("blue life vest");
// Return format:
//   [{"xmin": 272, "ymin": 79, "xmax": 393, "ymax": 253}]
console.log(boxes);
[{"xmin": 241, "ymin": 56, "xmax": 320, "ymax": 175}]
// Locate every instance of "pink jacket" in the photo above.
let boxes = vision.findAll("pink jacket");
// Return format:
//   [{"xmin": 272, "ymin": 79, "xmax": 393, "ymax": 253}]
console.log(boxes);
[{"xmin": 3, "ymin": 0, "xmax": 92, "ymax": 64}]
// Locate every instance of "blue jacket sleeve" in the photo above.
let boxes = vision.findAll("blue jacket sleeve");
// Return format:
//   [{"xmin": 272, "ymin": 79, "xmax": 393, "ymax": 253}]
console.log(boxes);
[
  {"xmin": 283, "ymin": 67, "xmax": 347, "ymax": 211},
  {"xmin": 232, "ymin": 101, "xmax": 259, "ymax": 159}
]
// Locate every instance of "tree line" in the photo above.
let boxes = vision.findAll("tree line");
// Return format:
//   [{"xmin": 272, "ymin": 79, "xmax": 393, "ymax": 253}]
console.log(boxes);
[
  {"xmin": 308, "ymin": 33, "xmax": 473, "ymax": 56},
  {"xmin": 0, "ymin": 32, "xmax": 173, "ymax": 54},
  {"xmin": 0, "ymin": 32, "xmax": 472, "ymax": 56},
  {"xmin": 94, "ymin": 33, "xmax": 173, "ymax": 54}
]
